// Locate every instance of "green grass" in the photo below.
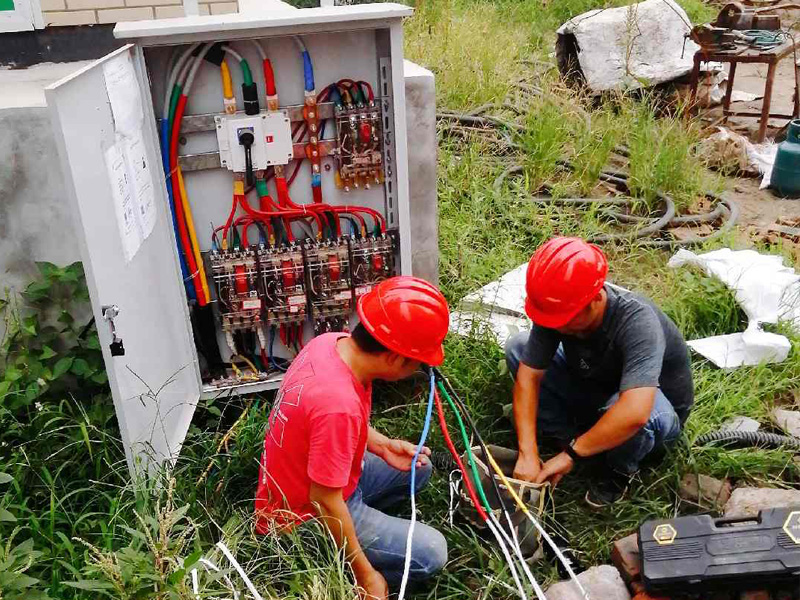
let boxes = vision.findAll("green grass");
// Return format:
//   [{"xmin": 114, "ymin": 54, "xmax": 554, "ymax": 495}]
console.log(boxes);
[{"xmin": 2, "ymin": 0, "xmax": 799, "ymax": 598}]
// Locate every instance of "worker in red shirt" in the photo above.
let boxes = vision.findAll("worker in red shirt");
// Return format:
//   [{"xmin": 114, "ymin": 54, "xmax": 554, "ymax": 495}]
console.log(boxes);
[{"xmin": 255, "ymin": 276, "xmax": 449, "ymax": 600}]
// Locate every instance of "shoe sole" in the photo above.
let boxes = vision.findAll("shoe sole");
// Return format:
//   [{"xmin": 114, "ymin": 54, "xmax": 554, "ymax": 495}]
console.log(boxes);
[{"xmin": 583, "ymin": 485, "xmax": 629, "ymax": 510}]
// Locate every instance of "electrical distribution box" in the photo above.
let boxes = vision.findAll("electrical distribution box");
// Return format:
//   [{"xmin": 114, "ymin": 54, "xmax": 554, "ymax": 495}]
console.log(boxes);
[{"xmin": 45, "ymin": 4, "xmax": 414, "ymax": 475}]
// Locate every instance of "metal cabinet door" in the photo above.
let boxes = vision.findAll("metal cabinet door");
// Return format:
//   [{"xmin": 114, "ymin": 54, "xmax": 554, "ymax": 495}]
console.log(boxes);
[{"xmin": 46, "ymin": 44, "xmax": 202, "ymax": 478}]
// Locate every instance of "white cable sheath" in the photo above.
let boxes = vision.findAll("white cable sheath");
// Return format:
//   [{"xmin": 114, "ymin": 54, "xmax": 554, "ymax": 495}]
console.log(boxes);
[
  {"xmin": 163, "ymin": 43, "xmax": 201, "ymax": 119},
  {"xmin": 216, "ymin": 541, "xmax": 264, "ymax": 600},
  {"xmin": 492, "ymin": 512, "xmax": 547, "ymax": 600},
  {"xmin": 485, "ymin": 516, "xmax": 527, "ymax": 600}
]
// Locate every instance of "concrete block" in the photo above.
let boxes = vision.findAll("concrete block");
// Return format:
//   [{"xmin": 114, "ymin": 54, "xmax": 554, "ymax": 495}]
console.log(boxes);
[
  {"xmin": 154, "ymin": 4, "xmax": 183, "ymax": 16},
  {"xmin": 679, "ymin": 473, "xmax": 732, "ymax": 509},
  {"xmin": 209, "ymin": 1, "xmax": 237, "ymax": 13},
  {"xmin": 39, "ymin": 0, "xmax": 66, "ymax": 10},
  {"xmin": 611, "ymin": 533, "xmax": 640, "ymax": 583},
  {"xmin": 546, "ymin": 565, "xmax": 630, "ymax": 600},
  {"xmin": 43, "ymin": 10, "xmax": 97, "ymax": 25},
  {"xmin": 720, "ymin": 416, "xmax": 761, "ymax": 433},
  {"xmin": 724, "ymin": 487, "xmax": 800, "ymax": 518},
  {"xmin": 403, "ymin": 59, "xmax": 438, "ymax": 285},
  {"xmin": 771, "ymin": 408, "xmax": 800, "ymax": 437},
  {"xmin": 199, "ymin": 3, "xmax": 210, "ymax": 14}
]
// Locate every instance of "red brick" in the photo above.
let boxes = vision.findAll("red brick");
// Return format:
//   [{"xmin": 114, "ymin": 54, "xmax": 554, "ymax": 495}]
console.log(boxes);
[
  {"xmin": 633, "ymin": 593, "xmax": 670, "ymax": 600},
  {"xmin": 611, "ymin": 533, "xmax": 640, "ymax": 583},
  {"xmin": 740, "ymin": 592, "xmax": 770, "ymax": 600}
]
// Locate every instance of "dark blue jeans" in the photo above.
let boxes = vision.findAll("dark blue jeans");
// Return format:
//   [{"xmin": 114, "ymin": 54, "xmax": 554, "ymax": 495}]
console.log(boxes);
[
  {"xmin": 505, "ymin": 332, "xmax": 681, "ymax": 475},
  {"xmin": 345, "ymin": 452, "xmax": 447, "ymax": 586}
]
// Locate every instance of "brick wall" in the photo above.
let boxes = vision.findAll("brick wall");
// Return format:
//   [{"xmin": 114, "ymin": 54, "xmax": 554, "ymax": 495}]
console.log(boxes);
[{"xmin": 43, "ymin": 0, "xmax": 238, "ymax": 26}]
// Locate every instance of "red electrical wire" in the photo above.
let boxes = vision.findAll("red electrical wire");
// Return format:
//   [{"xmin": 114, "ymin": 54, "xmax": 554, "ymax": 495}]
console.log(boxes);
[
  {"xmin": 263, "ymin": 59, "xmax": 276, "ymax": 97},
  {"xmin": 169, "ymin": 93, "xmax": 206, "ymax": 304},
  {"xmin": 434, "ymin": 388, "xmax": 488, "ymax": 522}
]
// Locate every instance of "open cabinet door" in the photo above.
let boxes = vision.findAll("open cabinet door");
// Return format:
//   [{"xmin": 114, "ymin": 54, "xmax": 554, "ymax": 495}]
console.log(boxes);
[{"xmin": 46, "ymin": 45, "xmax": 202, "ymax": 478}]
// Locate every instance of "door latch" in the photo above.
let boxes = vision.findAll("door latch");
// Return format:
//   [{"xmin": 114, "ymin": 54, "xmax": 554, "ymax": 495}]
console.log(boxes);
[{"xmin": 102, "ymin": 304, "xmax": 125, "ymax": 357}]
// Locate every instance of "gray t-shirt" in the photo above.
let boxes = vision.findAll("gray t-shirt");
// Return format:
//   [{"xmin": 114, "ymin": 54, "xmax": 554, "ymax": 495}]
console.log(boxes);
[{"xmin": 519, "ymin": 283, "xmax": 693, "ymax": 422}]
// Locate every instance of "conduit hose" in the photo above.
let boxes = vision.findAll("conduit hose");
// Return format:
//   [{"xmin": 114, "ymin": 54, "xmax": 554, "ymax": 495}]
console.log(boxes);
[
  {"xmin": 494, "ymin": 162, "xmax": 738, "ymax": 247},
  {"xmin": 696, "ymin": 430, "xmax": 800, "ymax": 451}
]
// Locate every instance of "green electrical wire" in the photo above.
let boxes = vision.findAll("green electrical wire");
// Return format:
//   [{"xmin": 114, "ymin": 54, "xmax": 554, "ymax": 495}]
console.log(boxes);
[
  {"xmin": 240, "ymin": 60, "xmax": 254, "ymax": 86},
  {"xmin": 255, "ymin": 179, "xmax": 270, "ymax": 197},
  {"xmin": 438, "ymin": 380, "xmax": 493, "ymax": 513},
  {"xmin": 168, "ymin": 84, "xmax": 182, "ymax": 129}
]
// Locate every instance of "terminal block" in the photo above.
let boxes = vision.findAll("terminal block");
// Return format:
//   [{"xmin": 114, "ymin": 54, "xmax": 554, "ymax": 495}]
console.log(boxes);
[
  {"xmin": 350, "ymin": 234, "xmax": 395, "ymax": 301},
  {"xmin": 257, "ymin": 244, "xmax": 307, "ymax": 325},
  {"xmin": 334, "ymin": 101, "xmax": 384, "ymax": 191},
  {"xmin": 209, "ymin": 248, "xmax": 262, "ymax": 351},
  {"xmin": 303, "ymin": 240, "xmax": 353, "ymax": 332}
]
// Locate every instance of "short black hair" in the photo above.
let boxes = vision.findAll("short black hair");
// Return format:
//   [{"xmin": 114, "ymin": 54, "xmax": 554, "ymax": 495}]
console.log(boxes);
[{"xmin": 351, "ymin": 322, "xmax": 388, "ymax": 354}]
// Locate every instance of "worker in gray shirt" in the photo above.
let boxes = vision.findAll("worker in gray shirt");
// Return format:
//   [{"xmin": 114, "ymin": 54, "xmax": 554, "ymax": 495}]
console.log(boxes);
[{"xmin": 505, "ymin": 237, "xmax": 693, "ymax": 507}]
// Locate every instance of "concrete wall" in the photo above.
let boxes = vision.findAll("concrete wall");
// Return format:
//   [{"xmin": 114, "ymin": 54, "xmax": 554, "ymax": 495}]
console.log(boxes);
[{"xmin": 0, "ymin": 60, "xmax": 438, "ymax": 294}]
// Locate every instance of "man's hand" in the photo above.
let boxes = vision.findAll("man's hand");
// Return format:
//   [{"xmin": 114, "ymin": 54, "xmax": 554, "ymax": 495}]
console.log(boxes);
[
  {"xmin": 356, "ymin": 567, "xmax": 388, "ymax": 600},
  {"xmin": 513, "ymin": 452, "xmax": 542, "ymax": 483},
  {"xmin": 535, "ymin": 452, "xmax": 574, "ymax": 486},
  {"xmin": 380, "ymin": 438, "xmax": 430, "ymax": 472}
]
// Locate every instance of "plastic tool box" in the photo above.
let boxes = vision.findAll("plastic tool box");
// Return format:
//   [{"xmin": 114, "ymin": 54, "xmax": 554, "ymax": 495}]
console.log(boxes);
[{"xmin": 639, "ymin": 507, "xmax": 800, "ymax": 593}]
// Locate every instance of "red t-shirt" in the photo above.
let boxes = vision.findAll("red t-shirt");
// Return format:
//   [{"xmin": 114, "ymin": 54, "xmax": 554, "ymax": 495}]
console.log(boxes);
[{"xmin": 255, "ymin": 332, "xmax": 372, "ymax": 533}]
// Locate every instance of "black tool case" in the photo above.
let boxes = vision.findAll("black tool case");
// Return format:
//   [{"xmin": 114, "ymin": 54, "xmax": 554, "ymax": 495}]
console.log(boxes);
[{"xmin": 639, "ymin": 508, "xmax": 800, "ymax": 593}]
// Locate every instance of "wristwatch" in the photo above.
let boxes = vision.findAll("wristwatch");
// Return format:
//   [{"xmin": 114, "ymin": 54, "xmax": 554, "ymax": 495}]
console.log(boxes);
[{"xmin": 563, "ymin": 439, "xmax": 585, "ymax": 462}]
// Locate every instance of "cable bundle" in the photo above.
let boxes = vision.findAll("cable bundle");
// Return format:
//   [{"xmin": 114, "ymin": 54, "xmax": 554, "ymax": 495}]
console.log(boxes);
[{"xmin": 396, "ymin": 368, "xmax": 591, "ymax": 600}]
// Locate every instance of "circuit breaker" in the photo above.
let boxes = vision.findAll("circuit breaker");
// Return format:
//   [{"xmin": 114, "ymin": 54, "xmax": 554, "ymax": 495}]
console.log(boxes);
[{"xmin": 46, "ymin": 4, "xmax": 414, "ymax": 474}]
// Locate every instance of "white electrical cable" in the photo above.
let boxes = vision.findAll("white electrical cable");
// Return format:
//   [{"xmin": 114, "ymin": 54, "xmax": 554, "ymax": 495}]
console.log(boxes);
[
  {"xmin": 216, "ymin": 541, "xmax": 264, "ymax": 600},
  {"xmin": 185, "ymin": 43, "xmax": 216, "ymax": 95},
  {"xmin": 163, "ymin": 43, "xmax": 202, "ymax": 119},
  {"xmin": 485, "ymin": 516, "xmax": 527, "ymax": 600},
  {"xmin": 520, "ymin": 513, "xmax": 590, "ymax": 600},
  {"xmin": 397, "ymin": 374, "xmax": 436, "ymax": 600},
  {"xmin": 293, "ymin": 36, "xmax": 307, "ymax": 53},
  {"xmin": 250, "ymin": 40, "xmax": 267, "ymax": 60},
  {"xmin": 489, "ymin": 512, "xmax": 547, "ymax": 600},
  {"xmin": 221, "ymin": 44, "xmax": 244, "ymax": 63},
  {"xmin": 190, "ymin": 556, "xmax": 240, "ymax": 600}
]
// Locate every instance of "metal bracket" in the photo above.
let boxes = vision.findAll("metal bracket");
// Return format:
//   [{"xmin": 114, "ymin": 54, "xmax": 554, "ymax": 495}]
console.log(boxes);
[
  {"xmin": 379, "ymin": 57, "xmax": 397, "ymax": 228},
  {"xmin": 102, "ymin": 304, "xmax": 125, "ymax": 357}
]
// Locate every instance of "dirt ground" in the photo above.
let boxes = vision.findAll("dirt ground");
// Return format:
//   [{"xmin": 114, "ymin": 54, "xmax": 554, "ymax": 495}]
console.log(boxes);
[{"xmin": 695, "ymin": 10, "xmax": 800, "ymax": 234}]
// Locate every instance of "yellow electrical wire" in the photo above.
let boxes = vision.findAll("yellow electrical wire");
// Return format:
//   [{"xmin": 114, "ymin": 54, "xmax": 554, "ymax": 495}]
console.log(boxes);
[
  {"xmin": 177, "ymin": 166, "xmax": 211, "ymax": 304},
  {"xmin": 221, "ymin": 59, "xmax": 234, "ymax": 100},
  {"xmin": 483, "ymin": 448, "xmax": 540, "ymax": 518},
  {"xmin": 231, "ymin": 354, "xmax": 259, "ymax": 376}
]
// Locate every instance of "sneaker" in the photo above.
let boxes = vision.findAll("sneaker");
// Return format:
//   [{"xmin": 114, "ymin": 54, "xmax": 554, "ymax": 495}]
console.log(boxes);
[{"xmin": 584, "ymin": 472, "xmax": 631, "ymax": 508}]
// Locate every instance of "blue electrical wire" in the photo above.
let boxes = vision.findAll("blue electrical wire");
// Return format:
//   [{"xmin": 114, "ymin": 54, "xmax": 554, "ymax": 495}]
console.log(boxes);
[
  {"xmin": 269, "ymin": 326, "xmax": 287, "ymax": 372},
  {"xmin": 160, "ymin": 119, "xmax": 195, "ymax": 301},
  {"xmin": 398, "ymin": 370, "xmax": 436, "ymax": 599},
  {"xmin": 301, "ymin": 50, "xmax": 314, "ymax": 93}
]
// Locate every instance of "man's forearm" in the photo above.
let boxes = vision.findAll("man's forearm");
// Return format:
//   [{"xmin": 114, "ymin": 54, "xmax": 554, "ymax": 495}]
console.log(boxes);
[
  {"xmin": 513, "ymin": 375, "xmax": 540, "ymax": 459},
  {"xmin": 367, "ymin": 427, "xmax": 389, "ymax": 456},
  {"xmin": 313, "ymin": 493, "xmax": 374, "ymax": 578}
]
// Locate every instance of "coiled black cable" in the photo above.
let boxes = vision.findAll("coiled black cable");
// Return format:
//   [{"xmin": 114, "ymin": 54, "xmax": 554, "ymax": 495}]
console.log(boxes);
[{"xmin": 696, "ymin": 430, "xmax": 800, "ymax": 451}]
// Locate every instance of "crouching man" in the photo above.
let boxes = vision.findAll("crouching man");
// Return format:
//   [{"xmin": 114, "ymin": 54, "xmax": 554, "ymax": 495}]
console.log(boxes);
[
  {"xmin": 506, "ymin": 237, "xmax": 694, "ymax": 507},
  {"xmin": 255, "ymin": 276, "xmax": 450, "ymax": 599}
]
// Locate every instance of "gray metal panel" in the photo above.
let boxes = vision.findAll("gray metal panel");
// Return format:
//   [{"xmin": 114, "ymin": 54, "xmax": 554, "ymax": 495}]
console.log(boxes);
[
  {"xmin": 45, "ymin": 45, "xmax": 202, "ymax": 477},
  {"xmin": 113, "ymin": 4, "xmax": 412, "ymax": 45}
]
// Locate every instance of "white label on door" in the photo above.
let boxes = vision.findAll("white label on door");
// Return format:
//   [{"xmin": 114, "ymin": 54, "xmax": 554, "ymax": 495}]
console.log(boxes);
[
  {"xmin": 102, "ymin": 51, "xmax": 143, "ymax": 139},
  {"xmin": 123, "ymin": 130, "xmax": 157, "ymax": 241},
  {"xmin": 105, "ymin": 140, "xmax": 142, "ymax": 262}
]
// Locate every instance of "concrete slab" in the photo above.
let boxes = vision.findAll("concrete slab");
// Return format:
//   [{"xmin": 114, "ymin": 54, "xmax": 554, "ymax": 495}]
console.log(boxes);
[{"xmin": 0, "ymin": 61, "xmax": 92, "ymax": 109}]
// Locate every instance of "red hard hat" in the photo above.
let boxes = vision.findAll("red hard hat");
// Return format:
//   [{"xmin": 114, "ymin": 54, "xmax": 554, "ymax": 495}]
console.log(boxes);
[
  {"xmin": 524, "ymin": 237, "xmax": 608, "ymax": 328},
  {"xmin": 357, "ymin": 276, "xmax": 449, "ymax": 366}
]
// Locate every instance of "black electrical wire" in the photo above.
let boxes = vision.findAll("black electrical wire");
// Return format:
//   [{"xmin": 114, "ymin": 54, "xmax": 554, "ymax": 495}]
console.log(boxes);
[{"xmin": 696, "ymin": 430, "xmax": 800, "ymax": 451}]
